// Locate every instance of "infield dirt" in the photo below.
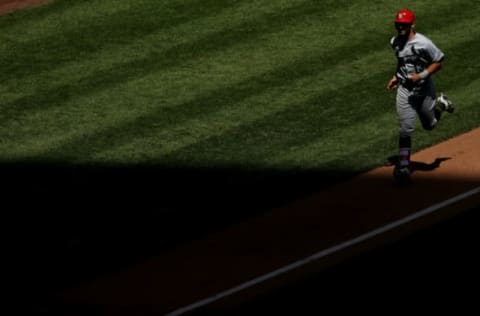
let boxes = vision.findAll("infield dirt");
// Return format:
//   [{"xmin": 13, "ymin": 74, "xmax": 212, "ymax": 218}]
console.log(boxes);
[{"xmin": 0, "ymin": 0, "xmax": 48, "ymax": 14}]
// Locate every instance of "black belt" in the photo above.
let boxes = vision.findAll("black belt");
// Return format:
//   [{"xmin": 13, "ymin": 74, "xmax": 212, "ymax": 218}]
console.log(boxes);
[{"xmin": 398, "ymin": 78, "xmax": 421, "ymax": 91}]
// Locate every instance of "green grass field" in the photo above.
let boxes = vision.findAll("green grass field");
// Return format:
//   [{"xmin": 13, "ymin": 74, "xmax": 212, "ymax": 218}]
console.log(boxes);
[{"xmin": 1, "ymin": 0, "xmax": 478, "ymax": 172}]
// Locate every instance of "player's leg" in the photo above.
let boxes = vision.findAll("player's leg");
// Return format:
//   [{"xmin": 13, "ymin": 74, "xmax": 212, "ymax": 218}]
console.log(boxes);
[
  {"xmin": 395, "ymin": 87, "xmax": 416, "ymax": 177},
  {"xmin": 436, "ymin": 92, "xmax": 455, "ymax": 113},
  {"xmin": 417, "ymin": 81, "xmax": 440, "ymax": 131},
  {"xmin": 418, "ymin": 95, "xmax": 439, "ymax": 130}
]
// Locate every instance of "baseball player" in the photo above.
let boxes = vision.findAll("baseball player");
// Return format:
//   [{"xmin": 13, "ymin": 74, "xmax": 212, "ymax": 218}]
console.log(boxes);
[{"xmin": 386, "ymin": 8, "xmax": 454, "ymax": 180}]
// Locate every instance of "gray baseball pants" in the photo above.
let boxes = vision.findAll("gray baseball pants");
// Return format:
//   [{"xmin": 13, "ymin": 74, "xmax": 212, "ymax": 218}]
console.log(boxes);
[{"xmin": 396, "ymin": 79, "xmax": 438, "ymax": 138}]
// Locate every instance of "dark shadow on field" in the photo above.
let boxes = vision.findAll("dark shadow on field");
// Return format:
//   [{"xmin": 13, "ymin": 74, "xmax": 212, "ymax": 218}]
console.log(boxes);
[
  {"xmin": 217, "ymin": 203, "xmax": 480, "ymax": 315},
  {"xmin": 385, "ymin": 154, "xmax": 452, "ymax": 172},
  {"xmin": 2, "ymin": 162, "xmax": 478, "ymax": 312},
  {"xmin": 2, "ymin": 162, "xmax": 355, "ymax": 291}
]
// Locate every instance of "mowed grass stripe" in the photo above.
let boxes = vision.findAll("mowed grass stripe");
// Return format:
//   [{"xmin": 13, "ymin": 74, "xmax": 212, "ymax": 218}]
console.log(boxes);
[
  {"xmin": 0, "ymin": 1, "xmax": 364, "ymax": 158},
  {"xmin": 0, "ymin": 0, "xmax": 331, "ymax": 157},
  {"xmin": 0, "ymin": 0, "xmax": 241, "ymax": 82},
  {"xmin": 12, "ymin": 4, "xmax": 398, "ymax": 159},
  {"xmin": 0, "ymin": 0, "xmax": 319, "ymax": 92},
  {"xmin": 0, "ymin": 0, "xmax": 478, "ymax": 168},
  {"xmin": 0, "ymin": 0, "xmax": 349, "ymax": 130},
  {"xmin": 155, "ymin": 20, "xmax": 480, "ymax": 168},
  {"xmin": 272, "ymin": 76, "xmax": 480, "ymax": 171},
  {"xmin": 49, "ymin": 3, "xmax": 396, "ymax": 161},
  {"xmin": 34, "ymin": 0, "xmax": 474, "ymax": 162},
  {"xmin": 93, "ymin": 30, "xmax": 479, "ymax": 166},
  {"xmin": 2, "ymin": 0, "xmax": 476, "ymax": 163},
  {"xmin": 269, "ymin": 28, "xmax": 480, "ymax": 169},
  {"xmin": 0, "ymin": 0, "xmax": 292, "ymax": 102},
  {"xmin": 93, "ymin": 12, "xmax": 480, "ymax": 165}
]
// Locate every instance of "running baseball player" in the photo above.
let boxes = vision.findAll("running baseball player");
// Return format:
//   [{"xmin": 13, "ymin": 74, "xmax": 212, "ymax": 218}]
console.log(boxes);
[{"xmin": 386, "ymin": 8, "xmax": 454, "ymax": 181}]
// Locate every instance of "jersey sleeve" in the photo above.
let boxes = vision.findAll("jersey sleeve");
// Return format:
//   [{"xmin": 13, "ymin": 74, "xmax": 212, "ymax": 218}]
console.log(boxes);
[{"xmin": 425, "ymin": 38, "xmax": 444, "ymax": 62}]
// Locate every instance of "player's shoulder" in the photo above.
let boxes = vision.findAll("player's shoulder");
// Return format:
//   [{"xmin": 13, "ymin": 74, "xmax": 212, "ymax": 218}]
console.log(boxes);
[
  {"xmin": 412, "ymin": 32, "xmax": 434, "ymax": 45},
  {"xmin": 413, "ymin": 32, "xmax": 429, "ymax": 40}
]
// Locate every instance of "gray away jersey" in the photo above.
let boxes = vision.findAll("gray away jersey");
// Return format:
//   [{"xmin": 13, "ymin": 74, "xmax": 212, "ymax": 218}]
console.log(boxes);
[{"xmin": 390, "ymin": 32, "xmax": 444, "ymax": 83}]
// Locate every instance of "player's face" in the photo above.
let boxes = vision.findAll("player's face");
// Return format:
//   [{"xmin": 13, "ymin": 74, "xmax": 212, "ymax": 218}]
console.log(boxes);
[{"xmin": 395, "ymin": 22, "xmax": 412, "ymax": 37}]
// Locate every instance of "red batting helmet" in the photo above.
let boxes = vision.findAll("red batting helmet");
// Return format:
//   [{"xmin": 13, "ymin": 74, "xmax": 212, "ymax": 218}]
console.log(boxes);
[{"xmin": 395, "ymin": 9, "xmax": 415, "ymax": 24}]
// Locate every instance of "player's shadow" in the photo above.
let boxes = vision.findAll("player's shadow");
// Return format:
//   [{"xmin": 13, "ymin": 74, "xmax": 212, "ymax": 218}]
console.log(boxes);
[
  {"xmin": 411, "ymin": 157, "xmax": 452, "ymax": 172},
  {"xmin": 386, "ymin": 155, "xmax": 451, "ymax": 173}
]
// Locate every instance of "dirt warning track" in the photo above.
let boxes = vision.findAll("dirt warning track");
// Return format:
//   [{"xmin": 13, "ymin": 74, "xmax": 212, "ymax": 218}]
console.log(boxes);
[{"xmin": 46, "ymin": 128, "xmax": 479, "ymax": 315}]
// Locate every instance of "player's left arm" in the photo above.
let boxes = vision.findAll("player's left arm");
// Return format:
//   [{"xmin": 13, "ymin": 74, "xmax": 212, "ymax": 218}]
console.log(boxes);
[
  {"xmin": 409, "ymin": 39, "xmax": 445, "ymax": 83},
  {"xmin": 409, "ymin": 60, "xmax": 443, "ymax": 82}
]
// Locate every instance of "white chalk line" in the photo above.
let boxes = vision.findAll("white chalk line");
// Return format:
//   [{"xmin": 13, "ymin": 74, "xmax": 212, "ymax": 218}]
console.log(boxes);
[{"xmin": 166, "ymin": 186, "xmax": 480, "ymax": 316}]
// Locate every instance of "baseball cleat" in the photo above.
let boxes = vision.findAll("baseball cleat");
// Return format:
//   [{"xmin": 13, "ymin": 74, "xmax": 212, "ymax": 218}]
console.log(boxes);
[
  {"xmin": 436, "ymin": 93, "xmax": 455, "ymax": 113},
  {"xmin": 393, "ymin": 166, "xmax": 412, "ymax": 183}
]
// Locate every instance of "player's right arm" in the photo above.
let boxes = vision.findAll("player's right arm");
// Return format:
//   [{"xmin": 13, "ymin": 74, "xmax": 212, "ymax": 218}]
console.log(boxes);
[
  {"xmin": 387, "ymin": 36, "xmax": 402, "ymax": 90},
  {"xmin": 387, "ymin": 75, "xmax": 398, "ymax": 90}
]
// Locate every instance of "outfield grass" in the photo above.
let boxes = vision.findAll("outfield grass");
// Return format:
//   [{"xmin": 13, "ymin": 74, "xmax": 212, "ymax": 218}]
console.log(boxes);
[{"xmin": 0, "ymin": 0, "xmax": 479, "ymax": 172}]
